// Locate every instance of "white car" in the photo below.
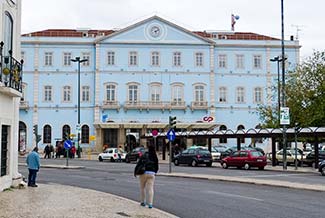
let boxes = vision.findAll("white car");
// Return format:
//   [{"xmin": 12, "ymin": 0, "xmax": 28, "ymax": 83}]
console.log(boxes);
[{"xmin": 98, "ymin": 148, "xmax": 126, "ymax": 162}]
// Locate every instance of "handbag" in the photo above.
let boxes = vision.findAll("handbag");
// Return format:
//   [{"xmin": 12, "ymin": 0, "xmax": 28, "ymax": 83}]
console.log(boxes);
[{"xmin": 134, "ymin": 154, "xmax": 147, "ymax": 176}]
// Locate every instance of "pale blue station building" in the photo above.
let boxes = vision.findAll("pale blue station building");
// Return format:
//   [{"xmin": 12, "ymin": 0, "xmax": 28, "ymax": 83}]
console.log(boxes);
[{"xmin": 18, "ymin": 16, "xmax": 300, "ymax": 151}]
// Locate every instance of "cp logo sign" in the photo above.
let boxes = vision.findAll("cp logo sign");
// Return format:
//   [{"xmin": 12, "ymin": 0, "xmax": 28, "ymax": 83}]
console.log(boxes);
[{"xmin": 203, "ymin": 116, "xmax": 214, "ymax": 122}]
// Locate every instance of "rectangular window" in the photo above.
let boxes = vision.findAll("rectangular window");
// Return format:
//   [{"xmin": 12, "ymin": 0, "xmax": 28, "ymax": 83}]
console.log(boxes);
[
  {"xmin": 151, "ymin": 51, "xmax": 159, "ymax": 66},
  {"xmin": 236, "ymin": 87, "xmax": 245, "ymax": 103},
  {"xmin": 63, "ymin": 52, "xmax": 71, "ymax": 66},
  {"xmin": 82, "ymin": 52, "xmax": 90, "ymax": 66},
  {"xmin": 1, "ymin": 125, "xmax": 9, "ymax": 176},
  {"xmin": 82, "ymin": 86, "xmax": 90, "ymax": 102},
  {"xmin": 195, "ymin": 52, "xmax": 203, "ymax": 67},
  {"xmin": 218, "ymin": 54, "xmax": 227, "ymax": 68},
  {"xmin": 44, "ymin": 85, "xmax": 52, "ymax": 101},
  {"xmin": 195, "ymin": 85, "xmax": 204, "ymax": 102},
  {"xmin": 172, "ymin": 85, "xmax": 183, "ymax": 104},
  {"xmin": 254, "ymin": 87, "xmax": 263, "ymax": 103},
  {"xmin": 150, "ymin": 85, "xmax": 161, "ymax": 103},
  {"xmin": 106, "ymin": 84, "xmax": 116, "ymax": 101},
  {"xmin": 129, "ymin": 51, "xmax": 138, "ymax": 66},
  {"xmin": 63, "ymin": 86, "xmax": 71, "ymax": 102},
  {"xmin": 253, "ymin": 55, "xmax": 262, "ymax": 68},
  {"xmin": 45, "ymin": 52, "xmax": 53, "ymax": 66},
  {"xmin": 128, "ymin": 85, "xmax": 138, "ymax": 102},
  {"xmin": 219, "ymin": 87, "xmax": 227, "ymax": 103},
  {"xmin": 236, "ymin": 54, "xmax": 244, "ymax": 69},
  {"xmin": 107, "ymin": 51, "xmax": 115, "ymax": 65},
  {"xmin": 173, "ymin": 52, "xmax": 181, "ymax": 66}
]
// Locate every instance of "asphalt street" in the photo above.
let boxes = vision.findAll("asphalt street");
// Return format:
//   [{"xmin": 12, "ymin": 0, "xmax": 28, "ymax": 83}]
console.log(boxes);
[{"xmin": 18, "ymin": 158, "xmax": 325, "ymax": 218}]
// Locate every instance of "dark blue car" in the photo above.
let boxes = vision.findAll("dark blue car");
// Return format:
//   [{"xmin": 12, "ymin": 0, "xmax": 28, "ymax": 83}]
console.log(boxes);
[{"xmin": 318, "ymin": 160, "xmax": 325, "ymax": 176}]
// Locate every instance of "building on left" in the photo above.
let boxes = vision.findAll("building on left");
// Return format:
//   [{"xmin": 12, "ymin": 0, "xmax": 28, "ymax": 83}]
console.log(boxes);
[{"xmin": 0, "ymin": 0, "xmax": 23, "ymax": 191}]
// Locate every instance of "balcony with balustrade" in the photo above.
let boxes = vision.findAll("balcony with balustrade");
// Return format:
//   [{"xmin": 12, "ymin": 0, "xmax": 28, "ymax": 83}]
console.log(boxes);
[
  {"xmin": 190, "ymin": 101, "xmax": 208, "ymax": 111},
  {"xmin": 102, "ymin": 100, "xmax": 120, "ymax": 111}
]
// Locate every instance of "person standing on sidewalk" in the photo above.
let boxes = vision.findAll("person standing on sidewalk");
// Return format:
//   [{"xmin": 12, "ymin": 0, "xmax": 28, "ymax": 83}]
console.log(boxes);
[
  {"xmin": 134, "ymin": 145, "xmax": 159, "ymax": 209},
  {"xmin": 26, "ymin": 147, "xmax": 40, "ymax": 187}
]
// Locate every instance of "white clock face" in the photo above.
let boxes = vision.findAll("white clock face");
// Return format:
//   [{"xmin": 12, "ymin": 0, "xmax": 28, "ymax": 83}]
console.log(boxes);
[{"xmin": 150, "ymin": 26, "xmax": 161, "ymax": 37}]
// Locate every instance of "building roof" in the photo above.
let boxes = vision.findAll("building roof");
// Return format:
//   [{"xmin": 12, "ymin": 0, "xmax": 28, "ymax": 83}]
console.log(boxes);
[{"xmin": 22, "ymin": 29, "xmax": 279, "ymax": 41}]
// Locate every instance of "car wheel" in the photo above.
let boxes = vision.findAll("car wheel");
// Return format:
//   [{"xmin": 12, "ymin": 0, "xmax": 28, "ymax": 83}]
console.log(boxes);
[
  {"xmin": 222, "ymin": 162, "xmax": 228, "ymax": 169},
  {"xmin": 321, "ymin": 167, "xmax": 325, "ymax": 176},
  {"xmin": 174, "ymin": 159, "xmax": 179, "ymax": 166},
  {"xmin": 244, "ymin": 163, "xmax": 250, "ymax": 170},
  {"xmin": 191, "ymin": 160, "xmax": 197, "ymax": 167},
  {"xmin": 98, "ymin": 156, "xmax": 103, "ymax": 162},
  {"xmin": 206, "ymin": 162, "xmax": 212, "ymax": 167},
  {"xmin": 258, "ymin": 166, "xmax": 264, "ymax": 170},
  {"xmin": 110, "ymin": 157, "xmax": 115, "ymax": 162}
]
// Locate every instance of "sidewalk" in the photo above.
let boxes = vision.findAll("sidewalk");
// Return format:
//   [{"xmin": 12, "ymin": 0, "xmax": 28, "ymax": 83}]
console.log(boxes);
[{"xmin": 0, "ymin": 183, "xmax": 178, "ymax": 218}]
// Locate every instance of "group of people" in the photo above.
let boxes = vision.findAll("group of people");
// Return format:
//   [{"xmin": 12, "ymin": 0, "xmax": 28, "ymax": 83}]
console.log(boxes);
[{"xmin": 26, "ymin": 144, "xmax": 159, "ymax": 210}]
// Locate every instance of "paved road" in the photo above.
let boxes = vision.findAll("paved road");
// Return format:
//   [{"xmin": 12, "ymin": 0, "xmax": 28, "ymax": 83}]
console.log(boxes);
[{"xmin": 18, "ymin": 158, "xmax": 325, "ymax": 218}]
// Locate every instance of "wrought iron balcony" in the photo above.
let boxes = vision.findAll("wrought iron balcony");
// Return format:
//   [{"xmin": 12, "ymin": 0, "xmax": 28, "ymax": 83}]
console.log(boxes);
[{"xmin": 0, "ymin": 41, "xmax": 23, "ymax": 93}]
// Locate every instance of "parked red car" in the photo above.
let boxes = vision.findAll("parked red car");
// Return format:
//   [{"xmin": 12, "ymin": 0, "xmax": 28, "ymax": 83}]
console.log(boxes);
[{"xmin": 220, "ymin": 150, "xmax": 267, "ymax": 170}]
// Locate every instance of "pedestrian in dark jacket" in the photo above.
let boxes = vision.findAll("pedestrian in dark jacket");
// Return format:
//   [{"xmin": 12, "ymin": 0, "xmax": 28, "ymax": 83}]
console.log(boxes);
[
  {"xmin": 134, "ymin": 145, "xmax": 159, "ymax": 209},
  {"xmin": 44, "ymin": 144, "xmax": 51, "ymax": 159},
  {"xmin": 26, "ymin": 147, "xmax": 40, "ymax": 187}
]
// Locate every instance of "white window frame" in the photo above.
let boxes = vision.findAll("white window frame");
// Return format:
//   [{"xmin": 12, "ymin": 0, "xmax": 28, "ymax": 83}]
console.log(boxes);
[
  {"xmin": 82, "ymin": 52, "xmax": 90, "ymax": 66},
  {"xmin": 62, "ymin": 85, "xmax": 72, "ymax": 102},
  {"xmin": 151, "ymin": 51, "xmax": 160, "ymax": 66},
  {"xmin": 63, "ymin": 52, "xmax": 72, "ymax": 66},
  {"xmin": 44, "ymin": 52, "xmax": 53, "ymax": 66},
  {"xmin": 193, "ymin": 84, "xmax": 206, "ymax": 102},
  {"xmin": 127, "ymin": 83, "xmax": 140, "ymax": 103},
  {"xmin": 107, "ymin": 51, "xmax": 115, "ymax": 65},
  {"xmin": 236, "ymin": 54, "xmax": 244, "ymax": 69},
  {"xmin": 219, "ymin": 87, "xmax": 227, "ymax": 103},
  {"xmin": 253, "ymin": 55, "xmax": 262, "ymax": 69},
  {"xmin": 171, "ymin": 83, "xmax": 184, "ymax": 104},
  {"xmin": 195, "ymin": 52, "xmax": 204, "ymax": 67},
  {"xmin": 105, "ymin": 83, "xmax": 117, "ymax": 102},
  {"xmin": 236, "ymin": 87, "xmax": 245, "ymax": 103},
  {"xmin": 173, "ymin": 52, "xmax": 181, "ymax": 67},
  {"xmin": 81, "ymin": 86, "xmax": 90, "ymax": 102},
  {"xmin": 149, "ymin": 83, "xmax": 162, "ymax": 103},
  {"xmin": 129, "ymin": 51, "xmax": 138, "ymax": 66},
  {"xmin": 254, "ymin": 87, "xmax": 263, "ymax": 104},
  {"xmin": 218, "ymin": 54, "xmax": 227, "ymax": 68},
  {"xmin": 44, "ymin": 85, "xmax": 52, "ymax": 102}
]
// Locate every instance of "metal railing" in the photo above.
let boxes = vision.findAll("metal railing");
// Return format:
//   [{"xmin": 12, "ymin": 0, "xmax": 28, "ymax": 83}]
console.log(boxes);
[{"xmin": 0, "ymin": 41, "xmax": 23, "ymax": 92}]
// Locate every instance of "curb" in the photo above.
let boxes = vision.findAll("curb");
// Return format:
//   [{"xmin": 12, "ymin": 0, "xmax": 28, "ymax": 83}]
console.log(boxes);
[{"xmin": 158, "ymin": 172, "xmax": 325, "ymax": 192}]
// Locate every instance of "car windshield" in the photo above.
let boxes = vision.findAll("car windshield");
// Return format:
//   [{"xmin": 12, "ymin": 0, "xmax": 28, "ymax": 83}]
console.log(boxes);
[
  {"xmin": 213, "ymin": 147, "xmax": 226, "ymax": 152},
  {"xmin": 198, "ymin": 149, "xmax": 210, "ymax": 154},
  {"xmin": 250, "ymin": 151, "xmax": 263, "ymax": 157}
]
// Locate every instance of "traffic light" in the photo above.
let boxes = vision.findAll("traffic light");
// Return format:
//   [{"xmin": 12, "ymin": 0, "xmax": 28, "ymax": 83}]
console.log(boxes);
[
  {"xmin": 36, "ymin": 134, "xmax": 42, "ymax": 144},
  {"xmin": 169, "ymin": 116, "xmax": 177, "ymax": 130},
  {"xmin": 33, "ymin": 124, "xmax": 38, "ymax": 136}
]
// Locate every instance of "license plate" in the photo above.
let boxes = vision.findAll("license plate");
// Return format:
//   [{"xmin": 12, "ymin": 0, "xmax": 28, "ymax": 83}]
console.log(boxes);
[
  {"xmin": 257, "ymin": 159, "xmax": 263, "ymax": 162},
  {"xmin": 204, "ymin": 160, "xmax": 210, "ymax": 162}
]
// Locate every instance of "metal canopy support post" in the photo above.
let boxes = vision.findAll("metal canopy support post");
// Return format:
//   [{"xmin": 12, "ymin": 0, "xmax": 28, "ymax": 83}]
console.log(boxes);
[
  {"xmin": 271, "ymin": 138, "xmax": 276, "ymax": 166},
  {"xmin": 315, "ymin": 138, "xmax": 319, "ymax": 169}
]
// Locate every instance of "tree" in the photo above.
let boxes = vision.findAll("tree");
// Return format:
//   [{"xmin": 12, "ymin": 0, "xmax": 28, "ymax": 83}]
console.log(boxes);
[{"xmin": 258, "ymin": 51, "xmax": 325, "ymax": 128}]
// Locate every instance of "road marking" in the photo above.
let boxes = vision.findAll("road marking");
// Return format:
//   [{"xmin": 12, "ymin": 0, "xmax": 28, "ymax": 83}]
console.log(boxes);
[
  {"xmin": 204, "ymin": 191, "xmax": 264, "ymax": 202},
  {"xmin": 241, "ymin": 173, "xmax": 304, "ymax": 178}
]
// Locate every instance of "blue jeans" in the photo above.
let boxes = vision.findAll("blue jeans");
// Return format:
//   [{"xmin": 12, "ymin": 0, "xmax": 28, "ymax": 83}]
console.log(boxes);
[{"xmin": 28, "ymin": 169, "xmax": 38, "ymax": 186}]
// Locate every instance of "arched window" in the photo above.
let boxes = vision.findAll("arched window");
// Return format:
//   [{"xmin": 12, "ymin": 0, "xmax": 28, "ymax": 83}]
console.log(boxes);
[
  {"xmin": 81, "ymin": 125, "xmax": 89, "ymax": 143},
  {"xmin": 237, "ymin": 125, "xmax": 245, "ymax": 143},
  {"xmin": 19, "ymin": 121, "xmax": 27, "ymax": 152},
  {"xmin": 4, "ymin": 12, "xmax": 13, "ymax": 56},
  {"xmin": 43, "ymin": 125, "xmax": 52, "ymax": 144},
  {"xmin": 219, "ymin": 125, "xmax": 227, "ymax": 144},
  {"xmin": 62, "ymin": 125, "xmax": 71, "ymax": 140}
]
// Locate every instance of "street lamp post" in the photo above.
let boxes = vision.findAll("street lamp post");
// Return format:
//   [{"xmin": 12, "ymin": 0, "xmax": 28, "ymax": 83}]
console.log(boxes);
[
  {"xmin": 71, "ymin": 57, "xmax": 88, "ymax": 158},
  {"xmin": 281, "ymin": 0, "xmax": 287, "ymax": 170},
  {"xmin": 270, "ymin": 56, "xmax": 281, "ymax": 123}
]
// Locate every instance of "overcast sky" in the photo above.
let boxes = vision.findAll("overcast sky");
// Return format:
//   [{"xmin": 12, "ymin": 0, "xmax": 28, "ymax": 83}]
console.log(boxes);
[{"xmin": 21, "ymin": 0, "xmax": 324, "ymax": 59}]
